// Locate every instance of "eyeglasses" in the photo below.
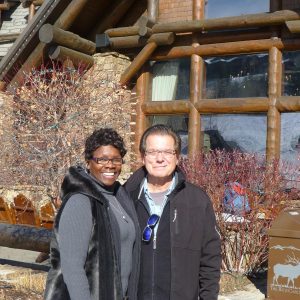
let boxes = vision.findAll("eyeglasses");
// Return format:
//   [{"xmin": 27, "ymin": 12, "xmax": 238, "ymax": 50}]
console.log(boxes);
[
  {"xmin": 145, "ymin": 149, "xmax": 176, "ymax": 159},
  {"xmin": 142, "ymin": 214, "xmax": 160, "ymax": 242},
  {"xmin": 92, "ymin": 157, "xmax": 124, "ymax": 166}
]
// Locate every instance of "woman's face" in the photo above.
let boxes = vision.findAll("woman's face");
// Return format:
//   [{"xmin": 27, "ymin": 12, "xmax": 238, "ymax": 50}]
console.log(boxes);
[{"xmin": 87, "ymin": 145, "xmax": 122, "ymax": 186}]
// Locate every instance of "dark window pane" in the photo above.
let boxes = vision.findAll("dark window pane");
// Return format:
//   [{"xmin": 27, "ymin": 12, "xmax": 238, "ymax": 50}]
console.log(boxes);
[
  {"xmin": 201, "ymin": 114, "xmax": 267, "ymax": 154},
  {"xmin": 203, "ymin": 54, "xmax": 268, "ymax": 98},
  {"xmin": 150, "ymin": 58, "xmax": 190, "ymax": 101},
  {"xmin": 282, "ymin": 51, "xmax": 300, "ymax": 96},
  {"xmin": 281, "ymin": 113, "xmax": 300, "ymax": 162},
  {"xmin": 148, "ymin": 115, "xmax": 189, "ymax": 154},
  {"xmin": 205, "ymin": 0, "xmax": 269, "ymax": 19}
]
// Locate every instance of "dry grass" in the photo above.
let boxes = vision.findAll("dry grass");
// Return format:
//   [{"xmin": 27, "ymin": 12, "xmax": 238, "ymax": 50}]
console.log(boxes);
[{"xmin": 0, "ymin": 269, "xmax": 47, "ymax": 299}]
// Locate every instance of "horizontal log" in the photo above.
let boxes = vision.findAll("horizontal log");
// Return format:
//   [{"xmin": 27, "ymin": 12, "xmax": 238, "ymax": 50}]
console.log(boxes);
[
  {"xmin": 48, "ymin": 46, "xmax": 94, "ymax": 68},
  {"xmin": 0, "ymin": 222, "xmax": 51, "ymax": 253},
  {"xmin": 286, "ymin": 20, "xmax": 300, "ymax": 33},
  {"xmin": 106, "ymin": 24, "xmax": 153, "ymax": 38},
  {"xmin": 39, "ymin": 24, "xmax": 95, "ymax": 55},
  {"xmin": 148, "ymin": 32, "xmax": 175, "ymax": 46},
  {"xmin": 110, "ymin": 35, "xmax": 147, "ymax": 49},
  {"xmin": 0, "ymin": 33, "xmax": 19, "ymax": 42},
  {"xmin": 142, "ymin": 101, "xmax": 191, "ymax": 114},
  {"xmin": 196, "ymin": 98, "xmax": 269, "ymax": 113},
  {"xmin": 110, "ymin": 32, "xmax": 175, "ymax": 49},
  {"xmin": 106, "ymin": 26, "xmax": 141, "ymax": 37},
  {"xmin": 21, "ymin": 0, "xmax": 44, "ymax": 8},
  {"xmin": 277, "ymin": 96, "xmax": 300, "ymax": 111},
  {"xmin": 103, "ymin": 10, "xmax": 300, "ymax": 40},
  {"xmin": 151, "ymin": 38, "xmax": 285, "ymax": 60},
  {"xmin": 153, "ymin": 37, "xmax": 300, "ymax": 60},
  {"xmin": 152, "ymin": 10, "xmax": 300, "ymax": 34},
  {"xmin": 0, "ymin": 3, "xmax": 11, "ymax": 10}
]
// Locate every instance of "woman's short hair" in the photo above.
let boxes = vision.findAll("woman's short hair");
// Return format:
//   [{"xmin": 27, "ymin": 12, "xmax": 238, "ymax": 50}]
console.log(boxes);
[
  {"xmin": 84, "ymin": 128, "xmax": 127, "ymax": 160},
  {"xmin": 139, "ymin": 124, "xmax": 181, "ymax": 155}
]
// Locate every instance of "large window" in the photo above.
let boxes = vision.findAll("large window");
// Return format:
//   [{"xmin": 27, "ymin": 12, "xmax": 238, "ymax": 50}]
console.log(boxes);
[
  {"xmin": 205, "ymin": 0, "xmax": 269, "ymax": 19},
  {"xmin": 203, "ymin": 54, "xmax": 268, "ymax": 98},
  {"xmin": 150, "ymin": 58, "xmax": 190, "ymax": 101},
  {"xmin": 201, "ymin": 114, "xmax": 267, "ymax": 154},
  {"xmin": 282, "ymin": 51, "xmax": 300, "ymax": 96}
]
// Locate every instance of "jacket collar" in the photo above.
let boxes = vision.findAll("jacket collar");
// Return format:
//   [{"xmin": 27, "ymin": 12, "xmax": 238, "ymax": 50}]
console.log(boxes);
[{"xmin": 60, "ymin": 165, "xmax": 120, "ymax": 205}]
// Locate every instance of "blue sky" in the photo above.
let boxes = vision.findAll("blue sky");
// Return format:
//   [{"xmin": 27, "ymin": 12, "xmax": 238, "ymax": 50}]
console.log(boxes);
[{"xmin": 206, "ymin": 0, "xmax": 270, "ymax": 19}]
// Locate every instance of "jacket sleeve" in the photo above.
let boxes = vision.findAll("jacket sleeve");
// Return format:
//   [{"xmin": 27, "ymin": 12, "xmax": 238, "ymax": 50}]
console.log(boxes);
[{"xmin": 199, "ymin": 196, "xmax": 222, "ymax": 300}]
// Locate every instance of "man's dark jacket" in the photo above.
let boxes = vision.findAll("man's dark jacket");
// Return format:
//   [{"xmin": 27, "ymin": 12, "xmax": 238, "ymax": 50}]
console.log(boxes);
[
  {"xmin": 44, "ymin": 166, "xmax": 140, "ymax": 300},
  {"xmin": 125, "ymin": 166, "xmax": 221, "ymax": 300}
]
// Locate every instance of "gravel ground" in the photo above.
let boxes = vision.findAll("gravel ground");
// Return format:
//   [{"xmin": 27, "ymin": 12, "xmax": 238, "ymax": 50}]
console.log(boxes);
[{"xmin": 0, "ymin": 247, "xmax": 267, "ymax": 300}]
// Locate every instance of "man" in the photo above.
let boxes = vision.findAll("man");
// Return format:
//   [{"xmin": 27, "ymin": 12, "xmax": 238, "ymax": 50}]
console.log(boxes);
[{"xmin": 125, "ymin": 124, "xmax": 221, "ymax": 300}]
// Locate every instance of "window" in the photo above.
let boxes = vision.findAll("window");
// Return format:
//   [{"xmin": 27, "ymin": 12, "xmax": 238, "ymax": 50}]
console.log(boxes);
[
  {"xmin": 203, "ymin": 54, "xmax": 268, "ymax": 98},
  {"xmin": 148, "ymin": 115, "xmax": 189, "ymax": 154},
  {"xmin": 281, "ymin": 113, "xmax": 300, "ymax": 162},
  {"xmin": 150, "ymin": 58, "xmax": 190, "ymax": 101},
  {"xmin": 205, "ymin": 0, "xmax": 269, "ymax": 19},
  {"xmin": 282, "ymin": 51, "xmax": 300, "ymax": 96},
  {"xmin": 201, "ymin": 114, "xmax": 267, "ymax": 154}
]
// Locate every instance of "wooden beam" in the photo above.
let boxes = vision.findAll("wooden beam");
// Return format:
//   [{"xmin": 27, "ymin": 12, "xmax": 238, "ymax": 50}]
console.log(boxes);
[
  {"xmin": 90, "ymin": 0, "xmax": 135, "ymax": 38},
  {"xmin": 286, "ymin": 20, "xmax": 300, "ymax": 33},
  {"xmin": 48, "ymin": 46, "xmax": 94, "ymax": 68},
  {"xmin": 104, "ymin": 10, "xmax": 300, "ymax": 39},
  {"xmin": 28, "ymin": 3, "xmax": 35, "ymax": 22},
  {"xmin": 0, "ymin": 2, "xmax": 11, "ymax": 10},
  {"xmin": 142, "ymin": 101, "xmax": 191, "ymax": 114},
  {"xmin": 153, "ymin": 37, "xmax": 300, "ymax": 60},
  {"xmin": 0, "ymin": 222, "xmax": 51, "ymax": 253},
  {"xmin": 188, "ymin": 55, "xmax": 202, "ymax": 155},
  {"xmin": 0, "ymin": 33, "xmax": 19, "ymax": 42},
  {"xmin": 120, "ymin": 42, "xmax": 157, "ymax": 86},
  {"xmin": 266, "ymin": 47, "xmax": 282, "ymax": 162},
  {"xmin": 110, "ymin": 32, "xmax": 175, "ymax": 49},
  {"xmin": 106, "ymin": 26, "xmax": 142, "ymax": 37},
  {"xmin": 106, "ymin": 25, "xmax": 152, "ymax": 38},
  {"xmin": 39, "ymin": 24, "xmax": 96, "ymax": 55},
  {"xmin": 152, "ymin": 10, "xmax": 300, "ymax": 34},
  {"xmin": 135, "ymin": 69, "xmax": 149, "ymax": 158},
  {"xmin": 110, "ymin": 35, "xmax": 147, "ymax": 49},
  {"xmin": 151, "ymin": 38, "xmax": 286, "ymax": 60},
  {"xmin": 147, "ymin": 0, "xmax": 159, "ymax": 24},
  {"xmin": 21, "ymin": 0, "xmax": 44, "ymax": 8},
  {"xmin": 195, "ymin": 98, "xmax": 269, "ymax": 113},
  {"xmin": 277, "ymin": 96, "xmax": 300, "ymax": 111}
]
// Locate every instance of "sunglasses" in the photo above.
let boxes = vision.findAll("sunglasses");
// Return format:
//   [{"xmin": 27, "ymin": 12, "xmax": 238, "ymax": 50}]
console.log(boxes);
[{"xmin": 142, "ymin": 214, "xmax": 160, "ymax": 243}]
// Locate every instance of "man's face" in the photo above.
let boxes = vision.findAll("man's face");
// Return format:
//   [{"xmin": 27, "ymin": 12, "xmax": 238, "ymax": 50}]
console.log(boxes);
[{"xmin": 142, "ymin": 134, "xmax": 178, "ymax": 181}]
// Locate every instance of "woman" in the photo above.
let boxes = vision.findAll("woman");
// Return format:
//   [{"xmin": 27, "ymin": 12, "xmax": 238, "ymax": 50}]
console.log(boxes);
[{"xmin": 44, "ymin": 128, "xmax": 140, "ymax": 300}]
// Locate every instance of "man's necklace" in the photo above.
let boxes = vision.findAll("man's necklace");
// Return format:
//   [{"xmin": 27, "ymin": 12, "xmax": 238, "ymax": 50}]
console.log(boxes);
[{"xmin": 109, "ymin": 200, "xmax": 128, "ymax": 223}]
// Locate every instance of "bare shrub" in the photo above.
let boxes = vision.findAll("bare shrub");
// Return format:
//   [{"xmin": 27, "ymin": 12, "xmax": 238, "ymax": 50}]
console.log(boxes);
[
  {"xmin": 179, "ymin": 149, "xmax": 300, "ymax": 275},
  {"xmin": 0, "ymin": 62, "xmax": 132, "ymax": 201}
]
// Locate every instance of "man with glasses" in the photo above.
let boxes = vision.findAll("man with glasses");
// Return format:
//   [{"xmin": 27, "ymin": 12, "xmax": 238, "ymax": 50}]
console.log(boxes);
[{"xmin": 125, "ymin": 124, "xmax": 221, "ymax": 300}]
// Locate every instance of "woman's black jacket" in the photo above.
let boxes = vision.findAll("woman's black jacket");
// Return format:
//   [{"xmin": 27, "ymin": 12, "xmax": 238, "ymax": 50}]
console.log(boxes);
[{"xmin": 44, "ymin": 166, "xmax": 140, "ymax": 300}]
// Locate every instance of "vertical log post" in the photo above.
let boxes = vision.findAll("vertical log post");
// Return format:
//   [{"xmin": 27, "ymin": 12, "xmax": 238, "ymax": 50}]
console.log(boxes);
[
  {"xmin": 135, "ymin": 68, "xmax": 149, "ymax": 160},
  {"xmin": 188, "ymin": 0, "xmax": 204, "ymax": 156},
  {"xmin": 28, "ymin": 3, "xmax": 35, "ymax": 21},
  {"xmin": 266, "ymin": 46, "xmax": 282, "ymax": 162},
  {"xmin": 147, "ymin": 0, "xmax": 159, "ymax": 24}
]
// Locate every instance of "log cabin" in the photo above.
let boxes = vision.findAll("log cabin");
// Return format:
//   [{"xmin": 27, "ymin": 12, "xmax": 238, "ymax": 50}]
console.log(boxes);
[{"xmin": 0, "ymin": 0, "xmax": 300, "ymax": 165}]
